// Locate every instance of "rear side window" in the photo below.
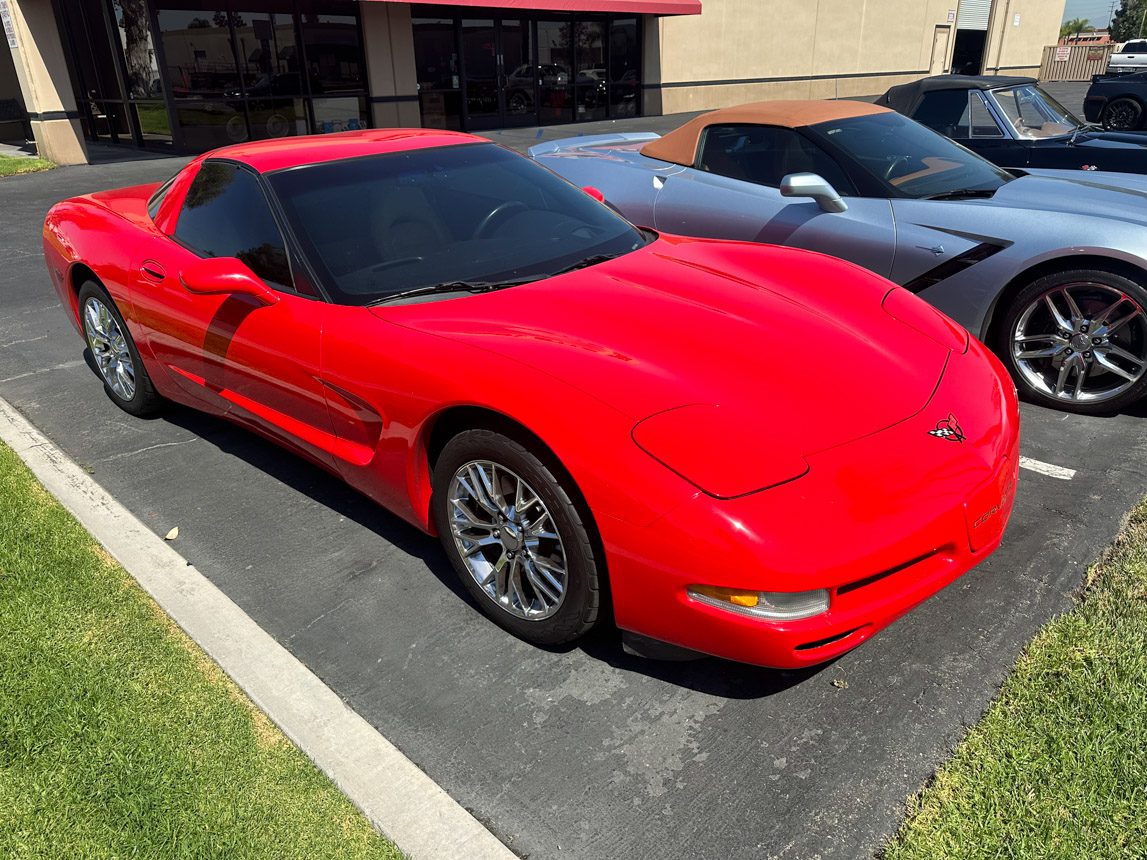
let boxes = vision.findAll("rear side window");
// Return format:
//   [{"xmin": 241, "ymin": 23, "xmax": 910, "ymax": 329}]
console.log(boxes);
[
  {"xmin": 697, "ymin": 124, "xmax": 856, "ymax": 194},
  {"xmin": 147, "ymin": 176, "xmax": 175, "ymax": 221},
  {"xmin": 913, "ymin": 90, "xmax": 971, "ymax": 137},
  {"xmin": 175, "ymin": 161, "xmax": 293, "ymax": 291}
]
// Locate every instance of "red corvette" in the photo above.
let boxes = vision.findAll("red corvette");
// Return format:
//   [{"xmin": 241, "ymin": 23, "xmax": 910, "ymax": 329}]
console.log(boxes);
[{"xmin": 42, "ymin": 130, "xmax": 1019, "ymax": 668}]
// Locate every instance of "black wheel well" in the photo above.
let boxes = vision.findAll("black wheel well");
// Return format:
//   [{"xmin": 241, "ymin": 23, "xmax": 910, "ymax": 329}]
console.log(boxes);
[
  {"xmin": 424, "ymin": 405, "xmax": 612, "ymax": 614},
  {"xmin": 69, "ymin": 263, "xmax": 100, "ymax": 297},
  {"xmin": 984, "ymin": 255, "xmax": 1147, "ymax": 344}
]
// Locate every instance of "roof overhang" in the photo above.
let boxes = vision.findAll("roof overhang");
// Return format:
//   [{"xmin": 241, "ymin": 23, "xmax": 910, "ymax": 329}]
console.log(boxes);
[{"xmin": 362, "ymin": 0, "xmax": 701, "ymax": 14}]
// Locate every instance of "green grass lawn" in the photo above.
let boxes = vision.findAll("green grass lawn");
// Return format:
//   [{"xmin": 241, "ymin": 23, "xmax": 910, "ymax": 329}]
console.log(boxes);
[
  {"xmin": 0, "ymin": 154, "xmax": 54, "ymax": 177},
  {"xmin": 886, "ymin": 502, "xmax": 1147, "ymax": 859},
  {"xmin": 0, "ymin": 441, "xmax": 403, "ymax": 860}
]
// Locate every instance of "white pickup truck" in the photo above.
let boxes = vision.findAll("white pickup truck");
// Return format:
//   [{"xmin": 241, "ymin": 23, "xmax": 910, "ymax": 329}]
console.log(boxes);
[{"xmin": 1107, "ymin": 40, "xmax": 1147, "ymax": 74}]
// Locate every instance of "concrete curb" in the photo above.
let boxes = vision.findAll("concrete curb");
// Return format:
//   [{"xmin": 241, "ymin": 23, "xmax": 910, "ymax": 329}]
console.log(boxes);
[{"xmin": 0, "ymin": 394, "xmax": 516, "ymax": 860}]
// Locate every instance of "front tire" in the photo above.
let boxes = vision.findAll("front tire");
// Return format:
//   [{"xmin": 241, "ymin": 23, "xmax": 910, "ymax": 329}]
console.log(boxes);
[
  {"xmin": 78, "ymin": 282, "xmax": 163, "ymax": 417},
  {"xmin": 1101, "ymin": 97, "xmax": 1143, "ymax": 131},
  {"xmin": 994, "ymin": 268, "xmax": 1147, "ymax": 414},
  {"xmin": 432, "ymin": 429, "xmax": 602, "ymax": 646}
]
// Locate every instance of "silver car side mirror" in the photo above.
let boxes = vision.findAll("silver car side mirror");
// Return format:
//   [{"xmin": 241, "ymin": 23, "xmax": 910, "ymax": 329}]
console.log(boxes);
[{"xmin": 780, "ymin": 173, "xmax": 848, "ymax": 214}]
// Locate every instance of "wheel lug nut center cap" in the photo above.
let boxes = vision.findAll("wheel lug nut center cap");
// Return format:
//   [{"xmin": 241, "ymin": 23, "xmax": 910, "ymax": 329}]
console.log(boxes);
[{"xmin": 1071, "ymin": 333, "xmax": 1092, "ymax": 351}]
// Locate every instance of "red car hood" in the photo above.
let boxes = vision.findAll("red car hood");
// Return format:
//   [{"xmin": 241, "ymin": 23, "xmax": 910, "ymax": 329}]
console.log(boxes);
[{"xmin": 376, "ymin": 236, "xmax": 949, "ymax": 460}]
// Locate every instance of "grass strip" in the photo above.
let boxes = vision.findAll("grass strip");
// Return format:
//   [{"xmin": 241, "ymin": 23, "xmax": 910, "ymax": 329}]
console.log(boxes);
[
  {"xmin": 0, "ymin": 155, "xmax": 54, "ymax": 177},
  {"xmin": 886, "ymin": 500, "xmax": 1147, "ymax": 859},
  {"xmin": 0, "ymin": 441, "xmax": 404, "ymax": 860}
]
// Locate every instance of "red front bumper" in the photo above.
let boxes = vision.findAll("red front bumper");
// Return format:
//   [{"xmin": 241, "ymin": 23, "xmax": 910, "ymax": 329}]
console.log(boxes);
[{"xmin": 600, "ymin": 339, "xmax": 1021, "ymax": 669}]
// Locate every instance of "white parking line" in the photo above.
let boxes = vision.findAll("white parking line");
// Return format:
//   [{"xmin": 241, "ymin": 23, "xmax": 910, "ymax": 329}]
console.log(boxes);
[
  {"xmin": 1020, "ymin": 456, "xmax": 1076, "ymax": 481},
  {"xmin": 0, "ymin": 394, "xmax": 515, "ymax": 860}
]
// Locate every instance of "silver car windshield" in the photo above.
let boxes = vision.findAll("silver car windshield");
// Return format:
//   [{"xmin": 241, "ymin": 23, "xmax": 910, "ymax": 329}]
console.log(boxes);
[
  {"xmin": 806, "ymin": 112, "xmax": 1013, "ymax": 199},
  {"xmin": 991, "ymin": 85, "xmax": 1081, "ymax": 139}
]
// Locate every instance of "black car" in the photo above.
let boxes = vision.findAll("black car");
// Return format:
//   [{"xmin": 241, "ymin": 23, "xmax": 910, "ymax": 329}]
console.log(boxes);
[
  {"xmin": 1084, "ymin": 71, "xmax": 1147, "ymax": 130},
  {"xmin": 878, "ymin": 75, "xmax": 1147, "ymax": 173}
]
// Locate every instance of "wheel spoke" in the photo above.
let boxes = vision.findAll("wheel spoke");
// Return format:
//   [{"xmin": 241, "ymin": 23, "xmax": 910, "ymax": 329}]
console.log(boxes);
[
  {"xmin": 1073, "ymin": 361, "xmax": 1089, "ymax": 399},
  {"xmin": 1093, "ymin": 295, "xmax": 1128, "ymax": 326},
  {"xmin": 1094, "ymin": 350, "xmax": 1140, "ymax": 382},
  {"xmin": 1059, "ymin": 288, "xmax": 1085, "ymax": 328},
  {"xmin": 524, "ymin": 558, "xmax": 561, "ymax": 605},
  {"xmin": 1016, "ymin": 345, "xmax": 1064, "ymax": 360},
  {"xmin": 1102, "ymin": 342, "xmax": 1146, "ymax": 370},
  {"xmin": 1043, "ymin": 294, "xmax": 1073, "ymax": 331},
  {"xmin": 1054, "ymin": 360, "xmax": 1072, "ymax": 396},
  {"xmin": 1100, "ymin": 307, "xmax": 1143, "ymax": 337},
  {"xmin": 506, "ymin": 559, "xmax": 528, "ymax": 610},
  {"xmin": 451, "ymin": 497, "xmax": 495, "ymax": 530}
]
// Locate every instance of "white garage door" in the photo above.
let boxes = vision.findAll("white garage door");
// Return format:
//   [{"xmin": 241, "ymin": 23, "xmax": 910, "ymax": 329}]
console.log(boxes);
[{"xmin": 956, "ymin": 0, "xmax": 991, "ymax": 30}]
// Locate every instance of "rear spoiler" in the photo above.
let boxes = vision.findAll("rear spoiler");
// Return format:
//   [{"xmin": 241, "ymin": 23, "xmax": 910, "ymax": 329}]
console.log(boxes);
[{"xmin": 528, "ymin": 132, "xmax": 659, "ymax": 158}]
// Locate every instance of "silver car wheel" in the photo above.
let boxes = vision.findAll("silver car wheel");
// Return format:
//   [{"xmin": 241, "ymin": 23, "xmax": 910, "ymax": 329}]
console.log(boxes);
[
  {"xmin": 83, "ymin": 296, "xmax": 136, "ymax": 402},
  {"xmin": 1012, "ymin": 282, "xmax": 1147, "ymax": 403},
  {"xmin": 447, "ymin": 459, "xmax": 567, "ymax": 621}
]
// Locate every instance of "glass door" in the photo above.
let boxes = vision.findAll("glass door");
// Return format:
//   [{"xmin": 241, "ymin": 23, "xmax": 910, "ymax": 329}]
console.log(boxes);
[{"xmin": 461, "ymin": 18, "xmax": 537, "ymax": 130}]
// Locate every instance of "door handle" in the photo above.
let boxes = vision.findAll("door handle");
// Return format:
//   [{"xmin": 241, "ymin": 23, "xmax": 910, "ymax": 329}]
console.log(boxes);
[{"xmin": 140, "ymin": 260, "xmax": 166, "ymax": 281}]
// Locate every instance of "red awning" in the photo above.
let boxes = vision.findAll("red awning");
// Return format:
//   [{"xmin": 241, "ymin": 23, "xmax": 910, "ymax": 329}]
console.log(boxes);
[{"xmin": 363, "ymin": 0, "xmax": 700, "ymax": 13}]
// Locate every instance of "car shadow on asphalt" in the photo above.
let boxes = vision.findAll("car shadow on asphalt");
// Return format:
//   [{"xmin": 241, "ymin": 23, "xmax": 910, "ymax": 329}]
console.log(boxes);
[{"xmin": 141, "ymin": 393, "xmax": 826, "ymax": 700}]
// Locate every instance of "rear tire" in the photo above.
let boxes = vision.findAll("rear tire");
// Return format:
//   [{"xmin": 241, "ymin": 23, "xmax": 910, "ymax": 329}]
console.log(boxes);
[
  {"xmin": 993, "ymin": 268, "xmax": 1147, "ymax": 415},
  {"xmin": 432, "ymin": 428, "xmax": 602, "ymax": 646},
  {"xmin": 77, "ymin": 281, "xmax": 163, "ymax": 417},
  {"xmin": 1101, "ymin": 97, "xmax": 1143, "ymax": 131}
]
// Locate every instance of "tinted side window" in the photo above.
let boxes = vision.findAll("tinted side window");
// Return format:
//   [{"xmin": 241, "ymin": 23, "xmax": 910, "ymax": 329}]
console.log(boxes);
[
  {"xmin": 175, "ymin": 161, "xmax": 293, "ymax": 291},
  {"xmin": 913, "ymin": 90, "xmax": 971, "ymax": 137},
  {"xmin": 147, "ymin": 176, "xmax": 175, "ymax": 221},
  {"xmin": 969, "ymin": 92, "xmax": 1004, "ymax": 138},
  {"xmin": 697, "ymin": 124, "xmax": 856, "ymax": 194}
]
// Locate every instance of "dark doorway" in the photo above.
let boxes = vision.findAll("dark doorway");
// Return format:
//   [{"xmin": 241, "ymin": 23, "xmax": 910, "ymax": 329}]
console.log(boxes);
[{"xmin": 952, "ymin": 29, "xmax": 987, "ymax": 76}]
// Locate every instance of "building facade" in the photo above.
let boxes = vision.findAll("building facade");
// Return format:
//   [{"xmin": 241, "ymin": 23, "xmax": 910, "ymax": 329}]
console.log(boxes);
[{"xmin": 2, "ymin": 0, "xmax": 1064, "ymax": 164}]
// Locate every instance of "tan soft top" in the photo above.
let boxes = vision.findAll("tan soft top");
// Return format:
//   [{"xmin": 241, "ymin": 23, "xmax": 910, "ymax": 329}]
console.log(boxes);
[{"xmin": 641, "ymin": 100, "xmax": 892, "ymax": 167}]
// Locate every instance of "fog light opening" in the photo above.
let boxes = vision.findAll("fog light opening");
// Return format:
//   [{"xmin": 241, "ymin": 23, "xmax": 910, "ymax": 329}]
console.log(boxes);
[{"xmin": 687, "ymin": 585, "xmax": 830, "ymax": 620}]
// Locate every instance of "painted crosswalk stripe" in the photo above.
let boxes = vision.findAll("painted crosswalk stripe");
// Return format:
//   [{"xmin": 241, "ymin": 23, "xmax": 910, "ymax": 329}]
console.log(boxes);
[{"xmin": 1019, "ymin": 456, "xmax": 1076, "ymax": 480}]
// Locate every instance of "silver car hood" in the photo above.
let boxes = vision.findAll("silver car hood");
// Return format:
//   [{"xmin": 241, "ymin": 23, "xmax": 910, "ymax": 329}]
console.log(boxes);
[{"xmin": 989, "ymin": 170, "xmax": 1147, "ymax": 225}]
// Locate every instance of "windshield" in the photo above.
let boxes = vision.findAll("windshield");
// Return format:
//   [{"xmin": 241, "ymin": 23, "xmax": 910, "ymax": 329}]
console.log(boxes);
[
  {"xmin": 267, "ymin": 143, "xmax": 648, "ymax": 305},
  {"xmin": 990, "ymin": 85, "xmax": 1081, "ymax": 139},
  {"xmin": 804, "ymin": 112, "xmax": 1013, "ymax": 199}
]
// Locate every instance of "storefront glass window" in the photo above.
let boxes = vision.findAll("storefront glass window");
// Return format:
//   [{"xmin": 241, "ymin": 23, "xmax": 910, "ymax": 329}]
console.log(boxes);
[
  {"xmin": 157, "ymin": 8, "xmax": 237, "ymax": 100},
  {"xmin": 537, "ymin": 20, "xmax": 572, "ymax": 124},
  {"xmin": 114, "ymin": 0, "xmax": 163, "ymax": 98},
  {"xmin": 574, "ymin": 21, "xmax": 606, "ymax": 121},
  {"xmin": 413, "ymin": 17, "xmax": 462, "ymax": 130},
  {"xmin": 608, "ymin": 18, "xmax": 639, "ymax": 118},
  {"xmin": 301, "ymin": 14, "xmax": 364, "ymax": 94}
]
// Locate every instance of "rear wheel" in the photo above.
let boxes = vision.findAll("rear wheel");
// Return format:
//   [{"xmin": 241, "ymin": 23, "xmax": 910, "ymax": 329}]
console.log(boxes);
[
  {"xmin": 1101, "ymin": 97, "xmax": 1143, "ymax": 131},
  {"xmin": 78, "ymin": 282, "xmax": 163, "ymax": 417},
  {"xmin": 995, "ymin": 268, "xmax": 1147, "ymax": 414},
  {"xmin": 432, "ymin": 428, "xmax": 602, "ymax": 646}
]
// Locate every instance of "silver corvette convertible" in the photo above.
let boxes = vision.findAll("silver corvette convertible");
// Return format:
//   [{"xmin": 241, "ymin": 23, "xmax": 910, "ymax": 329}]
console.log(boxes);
[{"xmin": 530, "ymin": 100, "xmax": 1147, "ymax": 415}]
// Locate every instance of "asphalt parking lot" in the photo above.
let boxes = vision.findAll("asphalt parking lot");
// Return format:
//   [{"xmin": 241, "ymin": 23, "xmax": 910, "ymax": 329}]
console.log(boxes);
[{"xmin": 4, "ymin": 86, "xmax": 1144, "ymax": 859}]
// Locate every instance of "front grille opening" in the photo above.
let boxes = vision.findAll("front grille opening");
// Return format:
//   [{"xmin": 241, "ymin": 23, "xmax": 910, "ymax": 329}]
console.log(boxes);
[
  {"xmin": 794, "ymin": 626, "xmax": 864, "ymax": 652},
  {"xmin": 836, "ymin": 549, "xmax": 940, "ymax": 597}
]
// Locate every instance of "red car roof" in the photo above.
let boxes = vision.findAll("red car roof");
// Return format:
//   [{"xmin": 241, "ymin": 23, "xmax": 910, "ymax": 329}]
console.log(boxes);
[{"xmin": 206, "ymin": 128, "xmax": 486, "ymax": 172}]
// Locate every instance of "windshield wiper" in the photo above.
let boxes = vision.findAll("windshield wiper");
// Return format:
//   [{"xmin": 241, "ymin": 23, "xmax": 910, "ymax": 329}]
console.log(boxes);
[
  {"xmin": 1069, "ymin": 122, "xmax": 1101, "ymax": 145},
  {"xmin": 367, "ymin": 275, "xmax": 542, "ymax": 306},
  {"xmin": 924, "ymin": 188, "xmax": 999, "ymax": 201},
  {"xmin": 548, "ymin": 253, "xmax": 621, "ymax": 277}
]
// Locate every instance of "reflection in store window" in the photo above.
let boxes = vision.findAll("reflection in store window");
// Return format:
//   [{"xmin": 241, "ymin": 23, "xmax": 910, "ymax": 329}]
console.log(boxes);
[{"xmin": 313, "ymin": 96, "xmax": 367, "ymax": 134}]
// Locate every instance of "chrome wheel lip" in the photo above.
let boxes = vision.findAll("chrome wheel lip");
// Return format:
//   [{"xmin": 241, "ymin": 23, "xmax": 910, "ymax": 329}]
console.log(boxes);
[
  {"xmin": 1011, "ymin": 281, "xmax": 1147, "ymax": 404},
  {"xmin": 83, "ymin": 296, "xmax": 136, "ymax": 402},
  {"xmin": 447, "ymin": 459, "xmax": 568, "ymax": 622}
]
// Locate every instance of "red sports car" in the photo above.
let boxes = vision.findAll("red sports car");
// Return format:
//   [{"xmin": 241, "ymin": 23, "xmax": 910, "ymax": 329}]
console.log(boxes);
[{"xmin": 42, "ymin": 129, "xmax": 1020, "ymax": 668}]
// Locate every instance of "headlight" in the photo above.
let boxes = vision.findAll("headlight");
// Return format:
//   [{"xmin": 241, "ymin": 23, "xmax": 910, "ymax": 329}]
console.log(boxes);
[{"xmin": 687, "ymin": 585, "xmax": 830, "ymax": 621}]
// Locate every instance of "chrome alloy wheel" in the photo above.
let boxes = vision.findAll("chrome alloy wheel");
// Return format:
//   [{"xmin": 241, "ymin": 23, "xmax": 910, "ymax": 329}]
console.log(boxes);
[
  {"xmin": 1012, "ymin": 282, "xmax": 1147, "ymax": 404},
  {"xmin": 83, "ymin": 296, "xmax": 136, "ymax": 401},
  {"xmin": 447, "ymin": 459, "xmax": 568, "ymax": 621}
]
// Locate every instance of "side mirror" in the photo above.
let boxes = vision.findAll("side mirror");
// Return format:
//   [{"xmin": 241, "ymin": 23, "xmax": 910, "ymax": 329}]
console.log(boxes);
[
  {"xmin": 779, "ymin": 173, "xmax": 848, "ymax": 214},
  {"xmin": 180, "ymin": 257, "xmax": 279, "ymax": 306},
  {"xmin": 582, "ymin": 185, "xmax": 606, "ymax": 203}
]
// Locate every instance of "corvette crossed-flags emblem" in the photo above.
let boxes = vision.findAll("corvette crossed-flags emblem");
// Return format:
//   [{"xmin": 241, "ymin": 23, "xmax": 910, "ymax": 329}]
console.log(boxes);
[{"xmin": 928, "ymin": 413, "xmax": 965, "ymax": 443}]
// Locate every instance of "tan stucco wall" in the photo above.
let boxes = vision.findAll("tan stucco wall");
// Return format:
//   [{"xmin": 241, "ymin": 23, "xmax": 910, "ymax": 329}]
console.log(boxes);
[
  {"xmin": 361, "ymin": 1, "xmax": 420, "ymax": 128},
  {"xmin": 650, "ymin": 0, "xmax": 1064, "ymax": 114},
  {"xmin": 982, "ymin": 0, "xmax": 1066, "ymax": 75}
]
